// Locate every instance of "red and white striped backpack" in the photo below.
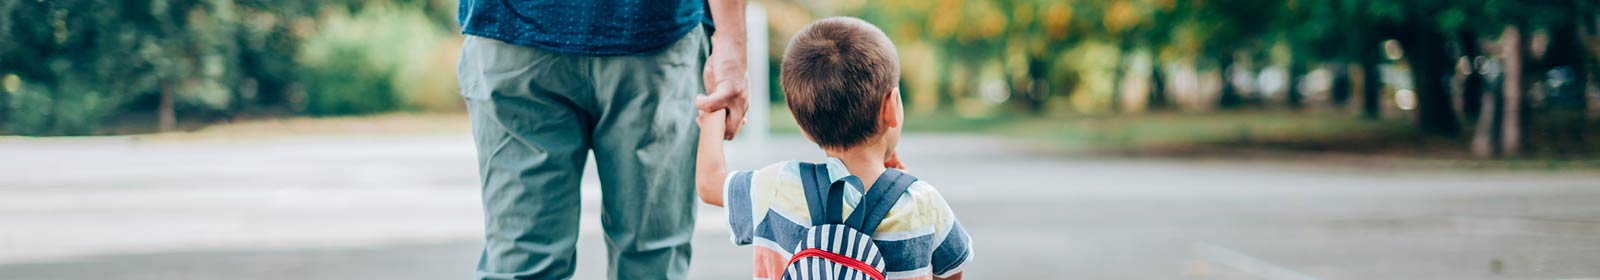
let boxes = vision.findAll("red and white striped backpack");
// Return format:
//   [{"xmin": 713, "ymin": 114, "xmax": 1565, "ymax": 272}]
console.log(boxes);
[{"xmin": 782, "ymin": 162, "xmax": 918, "ymax": 280}]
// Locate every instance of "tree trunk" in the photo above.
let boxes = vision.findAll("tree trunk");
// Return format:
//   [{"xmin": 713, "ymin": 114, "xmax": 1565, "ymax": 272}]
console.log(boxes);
[
  {"xmin": 936, "ymin": 50, "xmax": 956, "ymax": 111},
  {"xmin": 1016, "ymin": 57, "xmax": 1051, "ymax": 114},
  {"xmin": 1574, "ymin": 40, "xmax": 1591, "ymax": 114},
  {"xmin": 1005, "ymin": 72, "xmax": 1047, "ymax": 114},
  {"xmin": 1110, "ymin": 49, "xmax": 1128, "ymax": 113},
  {"xmin": 1548, "ymin": 23, "xmax": 1590, "ymax": 112},
  {"xmin": 1501, "ymin": 26, "xmax": 1527, "ymax": 157},
  {"xmin": 1149, "ymin": 59, "xmax": 1170, "ymax": 110},
  {"xmin": 1471, "ymin": 77, "xmax": 1504, "ymax": 158},
  {"xmin": 1286, "ymin": 60, "xmax": 1306, "ymax": 109},
  {"xmin": 159, "ymin": 81, "xmax": 176, "ymax": 132},
  {"xmin": 1592, "ymin": 55, "xmax": 1600, "ymax": 120},
  {"xmin": 1459, "ymin": 30, "xmax": 1486, "ymax": 121},
  {"xmin": 1359, "ymin": 55, "xmax": 1382, "ymax": 120},
  {"xmin": 1110, "ymin": 40, "xmax": 1142, "ymax": 113},
  {"xmin": 1401, "ymin": 31, "xmax": 1462, "ymax": 136},
  {"xmin": 1331, "ymin": 63, "xmax": 1352, "ymax": 107},
  {"xmin": 1552, "ymin": 22, "xmax": 1589, "ymax": 148},
  {"xmin": 1587, "ymin": 12, "xmax": 1600, "ymax": 119},
  {"xmin": 0, "ymin": 79, "xmax": 9, "ymax": 125},
  {"xmin": 1218, "ymin": 53, "xmax": 1244, "ymax": 109}
]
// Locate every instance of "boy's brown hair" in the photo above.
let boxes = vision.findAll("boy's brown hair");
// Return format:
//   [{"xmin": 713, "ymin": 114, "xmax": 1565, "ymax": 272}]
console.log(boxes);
[{"xmin": 780, "ymin": 17, "xmax": 900, "ymax": 149}]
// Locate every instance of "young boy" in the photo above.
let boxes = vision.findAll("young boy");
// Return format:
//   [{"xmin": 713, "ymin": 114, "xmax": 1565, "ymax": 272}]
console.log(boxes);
[{"xmin": 694, "ymin": 17, "xmax": 972, "ymax": 280}]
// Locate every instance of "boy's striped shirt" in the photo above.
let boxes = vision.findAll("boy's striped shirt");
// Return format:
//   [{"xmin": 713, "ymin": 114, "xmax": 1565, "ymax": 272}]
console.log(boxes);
[{"xmin": 723, "ymin": 158, "xmax": 973, "ymax": 280}]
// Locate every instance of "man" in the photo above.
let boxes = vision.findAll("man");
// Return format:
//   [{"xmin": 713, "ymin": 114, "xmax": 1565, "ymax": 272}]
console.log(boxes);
[{"xmin": 455, "ymin": 0, "xmax": 750, "ymax": 279}]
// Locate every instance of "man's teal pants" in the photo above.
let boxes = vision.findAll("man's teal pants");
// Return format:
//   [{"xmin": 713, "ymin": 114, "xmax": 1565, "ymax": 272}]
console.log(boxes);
[{"xmin": 457, "ymin": 26, "xmax": 706, "ymax": 280}]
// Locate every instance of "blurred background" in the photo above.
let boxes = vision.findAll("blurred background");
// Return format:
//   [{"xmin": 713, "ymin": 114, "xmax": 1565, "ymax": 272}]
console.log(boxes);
[{"xmin": 3, "ymin": 0, "xmax": 1600, "ymax": 279}]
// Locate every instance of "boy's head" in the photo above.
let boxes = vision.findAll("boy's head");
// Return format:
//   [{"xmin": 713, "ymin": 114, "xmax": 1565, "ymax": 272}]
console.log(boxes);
[{"xmin": 781, "ymin": 17, "xmax": 902, "ymax": 152}]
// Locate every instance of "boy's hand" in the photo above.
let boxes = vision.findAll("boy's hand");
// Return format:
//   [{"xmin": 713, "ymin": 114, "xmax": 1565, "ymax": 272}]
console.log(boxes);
[
  {"xmin": 885, "ymin": 151, "xmax": 908, "ymax": 173},
  {"xmin": 697, "ymin": 106, "xmax": 729, "ymax": 130},
  {"xmin": 694, "ymin": 108, "xmax": 730, "ymax": 207}
]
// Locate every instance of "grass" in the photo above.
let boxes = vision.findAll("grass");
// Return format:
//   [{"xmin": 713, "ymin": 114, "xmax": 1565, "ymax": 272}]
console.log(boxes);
[
  {"xmin": 999, "ymin": 111, "xmax": 1429, "ymax": 154},
  {"xmin": 0, "ymin": 113, "xmax": 473, "ymax": 143},
  {"xmin": 771, "ymin": 106, "xmax": 1417, "ymax": 151},
  {"xmin": 769, "ymin": 105, "xmax": 1600, "ymax": 167},
  {"xmin": 19, "ymin": 104, "xmax": 1594, "ymax": 169},
  {"xmin": 766, "ymin": 106, "xmax": 1020, "ymax": 135}
]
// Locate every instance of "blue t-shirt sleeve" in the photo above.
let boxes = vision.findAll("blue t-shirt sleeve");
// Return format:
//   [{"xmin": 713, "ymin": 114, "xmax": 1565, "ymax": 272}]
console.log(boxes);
[
  {"xmin": 931, "ymin": 217, "xmax": 974, "ymax": 277},
  {"xmin": 723, "ymin": 170, "xmax": 756, "ymax": 245}
]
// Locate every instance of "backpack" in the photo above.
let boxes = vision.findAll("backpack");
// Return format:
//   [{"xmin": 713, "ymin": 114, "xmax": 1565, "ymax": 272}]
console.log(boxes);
[{"xmin": 782, "ymin": 162, "xmax": 919, "ymax": 280}]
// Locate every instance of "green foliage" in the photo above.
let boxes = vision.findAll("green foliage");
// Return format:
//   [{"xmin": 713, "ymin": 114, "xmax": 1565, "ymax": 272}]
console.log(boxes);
[
  {"xmin": 0, "ymin": 0, "xmax": 456, "ymax": 135},
  {"xmin": 833, "ymin": 0, "xmax": 1595, "ymax": 133},
  {"xmin": 5, "ymin": 79, "xmax": 115, "ymax": 135},
  {"xmin": 298, "ymin": 47, "xmax": 401, "ymax": 115},
  {"xmin": 0, "ymin": 0, "xmax": 267, "ymax": 134},
  {"xmin": 294, "ymin": 5, "xmax": 454, "ymax": 115}
]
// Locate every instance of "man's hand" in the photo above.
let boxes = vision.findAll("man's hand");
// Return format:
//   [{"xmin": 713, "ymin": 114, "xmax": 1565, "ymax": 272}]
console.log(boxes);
[
  {"xmin": 699, "ymin": 33, "xmax": 749, "ymax": 140},
  {"xmin": 699, "ymin": 0, "xmax": 749, "ymax": 140}
]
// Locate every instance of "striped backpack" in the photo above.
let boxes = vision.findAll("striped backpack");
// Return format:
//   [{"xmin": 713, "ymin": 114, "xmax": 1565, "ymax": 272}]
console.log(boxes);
[{"xmin": 783, "ymin": 162, "xmax": 919, "ymax": 280}]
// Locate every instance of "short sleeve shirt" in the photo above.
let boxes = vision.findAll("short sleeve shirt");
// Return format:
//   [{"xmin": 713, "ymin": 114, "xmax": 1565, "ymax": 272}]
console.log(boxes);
[
  {"xmin": 722, "ymin": 158, "xmax": 974, "ymax": 279},
  {"xmin": 457, "ymin": 0, "xmax": 708, "ymax": 56}
]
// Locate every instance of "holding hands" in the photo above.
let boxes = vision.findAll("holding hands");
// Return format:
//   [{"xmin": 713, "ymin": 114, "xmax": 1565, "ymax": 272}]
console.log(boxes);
[{"xmin": 698, "ymin": 25, "xmax": 750, "ymax": 141}]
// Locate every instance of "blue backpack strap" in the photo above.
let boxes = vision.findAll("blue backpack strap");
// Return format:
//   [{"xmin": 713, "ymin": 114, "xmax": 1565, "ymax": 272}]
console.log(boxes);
[
  {"xmin": 797, "ymin": 162, "xmax": 827, "ymax": 226},
  {"xmin": 797, "ymin": 162, "xmax": 846, "ymax": 226},
  {"xmin": 846, "ymin": 169, "xmax": 919, "ymax": 235},
  {"xmin": 824, "ymin": 178, "xmax": 847, "ymax": 225}
]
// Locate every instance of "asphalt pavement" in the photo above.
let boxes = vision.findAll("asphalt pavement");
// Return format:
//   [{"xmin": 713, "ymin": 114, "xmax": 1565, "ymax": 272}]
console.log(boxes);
[{"xmin": 1, "ymin": 133, "xmax": 1598, "ymax": 279}]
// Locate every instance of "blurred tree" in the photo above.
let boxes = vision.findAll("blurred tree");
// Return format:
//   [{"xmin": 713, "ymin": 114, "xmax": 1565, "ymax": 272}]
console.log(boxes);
[
  {"xmin": 846, "ymin": 0, "xmax": 1600, "ymax": 156},
  {"xmin": 993, "ymin": 0, "xmax": 1080, "ymax": 113},
  {"xmin": 1091, "ymin": 0, "xmax": 1181, "ymax": 112},
  {"xmin": 1172, "ymin": 0, "xmax": 1282, "ymax": 109},
  {"xmin": 992, "ymin": 0, "xmax": 1096, "ymax": 113},
  {"xmin": 1383, "ymin": 1, "xmax": 1464, "ymax": 136},
  {"xmin": 0, "ymin": 0, "xmax": 274, "ymax": 134},
  {"xmin": 1471, "ymin": 0, "xmax": 1595, "ymax": 157},
  {"xmin": 1280, "ymin": 0, "xmax": 1478, "ymax": 136},
  {"xmin": 0, "ymin": 0, "xmax": 449, "ymax": 135},
  {"xmin": 859, "ymin": 0, "xmax": 974, "ymax": 111},
  {"xmin": 1273, "ymin": 0, "xmax": 1346, "ymax": 110}
]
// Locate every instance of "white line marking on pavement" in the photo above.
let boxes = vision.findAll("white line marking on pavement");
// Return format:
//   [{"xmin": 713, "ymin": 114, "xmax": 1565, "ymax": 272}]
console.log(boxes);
[{"xmin": 1190, "ymin": 242, "xmax": 1320, "ymax": 280}]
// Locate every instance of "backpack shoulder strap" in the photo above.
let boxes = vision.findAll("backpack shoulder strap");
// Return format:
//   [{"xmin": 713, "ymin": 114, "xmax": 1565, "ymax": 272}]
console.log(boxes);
[
  {"xmin": 845, "ymin": 168, "xmax": 919, "ymax": 235},
  {"xmin": 796, "ymin": 162, "xmax": 845, "ymax": 226}
]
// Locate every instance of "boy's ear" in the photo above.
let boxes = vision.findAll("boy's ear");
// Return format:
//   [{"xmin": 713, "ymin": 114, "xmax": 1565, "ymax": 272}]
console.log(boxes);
[{"xmin": 881, "ymin": 87, "xmax": 901, "ymax": 128}]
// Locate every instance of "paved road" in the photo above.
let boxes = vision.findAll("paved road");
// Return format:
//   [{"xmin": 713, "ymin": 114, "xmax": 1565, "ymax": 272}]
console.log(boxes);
[{"xmin": 2, "ymin": 133, "xmax": 1598, "ymax": 279}]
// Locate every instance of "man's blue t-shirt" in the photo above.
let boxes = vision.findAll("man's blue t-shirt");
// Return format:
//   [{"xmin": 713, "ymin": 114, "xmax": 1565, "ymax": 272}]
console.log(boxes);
[{"xmin": 457, "ymin": 0, "xmax": 709, "ymax": 56}]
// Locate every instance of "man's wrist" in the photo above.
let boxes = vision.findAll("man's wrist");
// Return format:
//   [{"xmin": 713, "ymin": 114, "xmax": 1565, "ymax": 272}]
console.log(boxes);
[
  {"xmin": 712, "ymin": 34, "xmax": 747, "ymax": 50},
  {"xmin": 710, "ymin": 35, "xmax": 749, "ymax": 86}
]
